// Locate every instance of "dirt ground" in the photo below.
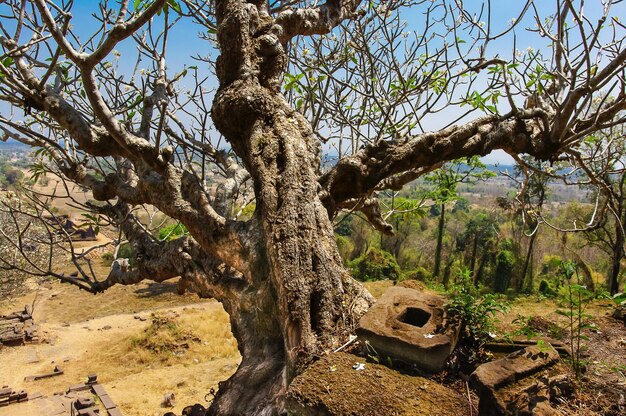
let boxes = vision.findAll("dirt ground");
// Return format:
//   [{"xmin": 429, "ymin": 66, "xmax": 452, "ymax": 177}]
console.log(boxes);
[
  {"xmin": 287, "ymin": 351, "xmax": 470, "ymax": 416},
  {"xmin": 490, "ymin": 296, "xmax": 626, "ymax": 415},
  {"xmin": 0, "ymin": 280, "xmax": 240, "ymax": 416},
  {"xmin": 2, "ymin": 277, "xmax": 625, "ymax": 415},
  {"xmin": 360, "ymin": 280, "xmax": 626, "ymax": 415}
]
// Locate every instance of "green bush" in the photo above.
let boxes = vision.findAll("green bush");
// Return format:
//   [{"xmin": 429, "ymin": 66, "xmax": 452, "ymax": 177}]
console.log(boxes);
[
  {"xmin": 101, "ymin": 252, "xmax": 114, "ymax": 266},
  {"xmin": 401, "ymin": 266, "xmax": 433, "ymax": 283},
  {"xmin": 541, "ymin": 255, "xmax": 563, "ymax": 275},
  {"xmin": 335, "ymin": 235, "xmax": 354, "ymax": 264},
  {"xmin": 538, "ymin": 279, "xmax": 558, "ymax": 298},
  {"xmin": 349, "ymin": 248, "xmax": 401, "ymax": 282},
  {"xmin": 446, "ymin": 267, "xmax": 510, "ymax": 347},
  {"xmin": 117, "ymin": 242, "xmax": 136, "ymax": 267},
  {"xmin": 334, "ymin": 214, "xmax": 353, "ymax": 237},
  {"xmin": 556, "ymin": 260, "xmax": 594, "ymax": 379},
  {"xmin": 494, "ymin": 250, "xmax": 515, "ymax": 293}
]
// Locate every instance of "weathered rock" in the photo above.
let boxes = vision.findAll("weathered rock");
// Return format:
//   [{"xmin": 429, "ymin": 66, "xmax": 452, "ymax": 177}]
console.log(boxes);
[
  {"xmin": 162, "ymin": 392, "xmax": 176, "ymax": 407},
  {"xmin": 484, "ymin": 338, "xmax": 570, "ymax": 357},
  {"xmin": 286, "ymin": 352, "xmax": 468, "ymax": 416},
  {"xmin": 502, "ymin": 378, "xmax": 561, "ymax": 416},
  {"xmin": 472, "ymin": 344, "xmax": 560, "ymax": 394},
  {"xmin": 356, "ymin": 286, "xmax": 460, "ymax": 372},
  {"xmin": 0, "ymin": 306, "xmax": 38, "ymax": 346},
  {"xmin": 613, "ymin": 304, "xmax": 626, "ymax": 326},
  {"xmin": 182, "ymin": 404, "xmax": 206, "ymax": 416},
  {"xmin": 548, "ymin": 374, "xmax": 574, "ymax": 400},
  {"xmin": 471, "ymin": 344, "xmax": 563, "ymax": 416}
]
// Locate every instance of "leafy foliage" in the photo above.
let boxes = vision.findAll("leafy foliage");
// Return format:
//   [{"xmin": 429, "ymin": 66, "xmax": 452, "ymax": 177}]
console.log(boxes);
[
  {"xmin": 556, "ymin": 260, "xmax": 595, "ymax": 379},
  {"xmin": 349, "ymin": 247, "xmax": 401, "ymax": 282},
  {"xmin": 494, "ymin": 249, "xmax": 515, "ymax": 293},
  {"xmin": 158, "ymin": 222, "xmax": 188, "ymax": 241},
  {"xmin": 400, "ymin": 266, "xmax": 433, "ymax": 283},
  {"xmin": 446, "ymin": 268, "xmax": 509, "ymax": 347}
]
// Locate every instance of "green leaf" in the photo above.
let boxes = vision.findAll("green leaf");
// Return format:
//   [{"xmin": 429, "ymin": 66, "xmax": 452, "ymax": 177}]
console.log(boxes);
[
  {"xmin": 613, "ymin": 293, "xmax": 626, "ymax": 305},
  {"xmin": 81, "ymin": 213, "xmax": 98, "ymax": 222},
  {"xmin": 1, "ymin": 57, "xmax": 14, "ymax": 68},
  {"xmin": 166, "ymin": 0, "xmax": 182, "ymax": 14}
]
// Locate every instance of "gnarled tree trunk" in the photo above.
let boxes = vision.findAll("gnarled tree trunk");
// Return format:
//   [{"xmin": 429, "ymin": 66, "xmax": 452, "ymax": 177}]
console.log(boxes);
[
  {"xmin": 7, "ymin": 1, "xmax": 625, "ymax": 414},
  {"xmin": 208, "ymin": 2, "xmax": 373, "ymax": 413}
]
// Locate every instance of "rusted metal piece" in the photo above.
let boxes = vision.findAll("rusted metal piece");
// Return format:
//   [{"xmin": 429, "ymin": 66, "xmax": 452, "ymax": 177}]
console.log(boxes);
[{"xmin": 24, "ymin": 365, "xmax": 64, "ymax": 381}]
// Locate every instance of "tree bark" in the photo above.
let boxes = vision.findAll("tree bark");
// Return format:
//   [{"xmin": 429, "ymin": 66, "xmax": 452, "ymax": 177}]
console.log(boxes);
[
  {"xmin": 610, "ymin": 220, "xmax": 624, "ymax": 295},
  {"xmin": 518, "ymin": 231, "xmax": 537, "ymax": 292},
  {"xmin": 433, "ymin": 203, "xmax": 445, "ymax": 278},
  {"xmin": 207, "ymin": 2, "xmax": 373, "ymax": 413},
  {"xmin": 471, "ymin": 233, "xmax": 479, "ymax": 286}
]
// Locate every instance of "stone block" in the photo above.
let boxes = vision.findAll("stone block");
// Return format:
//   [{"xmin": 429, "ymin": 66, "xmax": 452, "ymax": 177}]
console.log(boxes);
[{"xmin": 356, "ymin": 287, "xmax": 460, "ymax": 372}]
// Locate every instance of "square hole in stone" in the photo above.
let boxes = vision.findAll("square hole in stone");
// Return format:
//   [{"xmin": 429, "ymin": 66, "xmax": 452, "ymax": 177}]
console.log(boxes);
[{"xmin": 398, "ymin": 307, "xmax": 431, "ymax": 327}]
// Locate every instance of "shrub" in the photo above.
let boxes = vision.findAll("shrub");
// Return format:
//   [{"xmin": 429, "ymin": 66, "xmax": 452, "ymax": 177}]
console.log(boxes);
[
  {"xmin": 335, "ymin": 235, "xmax": 354, "ymax": 264},
  {"xmin": 494, "ymin": 250, "xmax": 515, "ymax": 293},
  {"xmin": 349, "ymin": 248, "xmax": 401, "ymax": 282},
  {"xmin": 334, "ymin": 214, "xmax": 353, "ymax": 236},
  {"xmin": 541, "ymin": 255, "xmax": 563, "ymax": 275},
  {"xmin": 101, "ymin": 252, "xmax": 114, "ymax": 266},
  {"xmin": 400, "ymin": 266, "xmax": 433, "ymax": 283},
  {"xmin": 117, "ymin": 242, "xmax": 136, "ymax": 267},
  {"xmin": 556, "ymin": 260, "xmax": 594, "ymax": 379},
  {"xmin": 538, "ymin": 279, "xmax": 558, "ymax": 298},
  {"xmin": 446, "ymin": 267, "xmax": 510, "ymax": 348}
]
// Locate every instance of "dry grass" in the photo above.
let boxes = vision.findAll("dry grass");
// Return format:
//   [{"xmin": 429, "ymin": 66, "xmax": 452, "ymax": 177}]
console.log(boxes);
[
  {"xmin": 126, "ymin": 308, "xmax": 239, "ymax": 366},
  {"xmin": 493, "ymin": 294, "xmax": 617, "ymax": 336},
  {"xmin": 0, "ymin": 302, "xmax": 240, "ymax": 416},
  {"xmin": 0, "ymin": 278, "xmax": 210, "ymax": 325},
  {"xmin": 0, "ymin": 181, "xmax": 243, "ymax": 415},
  {"xmin": 0, "ymin": 278, "xmax": 240, "ymax": 416}
]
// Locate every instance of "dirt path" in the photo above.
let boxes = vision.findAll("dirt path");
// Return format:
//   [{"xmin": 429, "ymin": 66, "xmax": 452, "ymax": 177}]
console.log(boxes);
[{"xmin": 0, "ymin": 292, "xmax": 240, "ymax": 416}]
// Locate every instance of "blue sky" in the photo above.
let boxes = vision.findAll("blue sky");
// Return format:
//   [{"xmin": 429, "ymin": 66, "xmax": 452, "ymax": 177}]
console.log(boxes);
[{"xmin": 6, "ymin": 0, "xmax": 625, "ymax": 164}]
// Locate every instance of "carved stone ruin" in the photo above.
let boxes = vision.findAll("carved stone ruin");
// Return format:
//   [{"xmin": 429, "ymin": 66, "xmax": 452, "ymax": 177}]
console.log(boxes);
[
  {"xmin": 356, "ymin": 286, "xmax": 461, "ymax": 372},
  {"xmin": 471, "ymin": 344, "xmax": 569, "ymax": 415},
  {"xmin": 0, "ymin": 306, "xmax": 38, "ymax": 346}
]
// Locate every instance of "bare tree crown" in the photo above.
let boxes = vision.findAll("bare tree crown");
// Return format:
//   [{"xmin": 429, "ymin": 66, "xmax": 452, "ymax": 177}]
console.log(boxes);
[{"xmin": 0, "ymin": 0, "xmax": 624, "ymax": 293}]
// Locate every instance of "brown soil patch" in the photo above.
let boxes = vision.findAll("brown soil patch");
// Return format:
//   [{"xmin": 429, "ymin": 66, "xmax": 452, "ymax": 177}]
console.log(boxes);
[
  {"xmin": 1, "ymin": 279, "xmax": 209, "ymax": 325},
  {"xmin": 287, "ymin": 352, "xmax": 470, "ymax": 416},
  {"xmin": 0, "ymin": 282, "xmax": 240, "ymax": 416},
  {"xmin": 494, "ymin": 296, "xmax": 626, "ymax": 415}
]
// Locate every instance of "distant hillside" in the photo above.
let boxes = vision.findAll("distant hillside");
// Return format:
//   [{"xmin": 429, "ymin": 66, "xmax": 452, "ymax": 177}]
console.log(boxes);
[{"xmin": 0, "ymin": 139, "xmax": 29, "ymax": 152}]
